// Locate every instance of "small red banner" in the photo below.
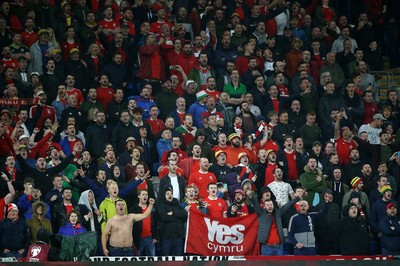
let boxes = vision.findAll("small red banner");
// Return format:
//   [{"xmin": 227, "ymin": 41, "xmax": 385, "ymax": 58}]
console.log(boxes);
[{"xmin": 0, "ymin": 98, "xmax": 38, "ymax": 106}]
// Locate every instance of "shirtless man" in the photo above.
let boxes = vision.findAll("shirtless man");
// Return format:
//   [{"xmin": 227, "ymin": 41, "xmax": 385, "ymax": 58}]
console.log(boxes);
[{"xmin": 101, "ymin": 198, "xmax": 155, "ymax": 256}]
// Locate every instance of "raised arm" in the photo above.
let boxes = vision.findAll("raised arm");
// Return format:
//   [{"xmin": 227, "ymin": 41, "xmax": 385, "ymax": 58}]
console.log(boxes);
[
  {"xmin": 83, "ymin": 176, "xmax": 104, "ymax": 197},
  {"xmin": 129, "ymin": 198, "xmax": 155, "ymax": 222},
  {"xmin": 1, "ymin": 172, "xmax": 15, "ymax": 204},
  {"xmin": 28, "ymin": 129, "xmax": 54, "ymax": 159},
  {"xmin": 249, "ymin": 193, "xmax": 263, "ymax": 216},
  {"xmin": 10, "ymin": 121, "xmax": 21, "ymax": 142},
  {"xmin": 118, "ymin": 178, "xmax": 144, "ymax": 199},
  {"xmin": 48, "ymin": 141, "xmax": 79, "ymax": 175},
  {"xmin": 1, "ymin": 127, "xmax": 16, "ymax": 158}
]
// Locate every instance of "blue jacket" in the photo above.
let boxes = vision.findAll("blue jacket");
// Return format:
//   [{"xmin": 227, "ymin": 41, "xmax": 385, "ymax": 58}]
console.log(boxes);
[
  {"xmin": 168, "ymin": 110, "xmax": 183, "ymax": 127},
  {"xmin": 379, "ymin": 215, "xmax": 400, "ymax": 252},
  {"xmin": 52, "ymin": 98, "xmax": 69, "ymax": 122},
  {"xmin": 58, "ymin": 222, "xmax": 86, "ymax": 236},
  {"xmin": 214, "ymin": 47, "xmax": 238, "ymax": 76},
  {"xmin": 187, "ymin": 102, "xmax": 207, "ymax": 128},
  {"xmin": 156, "ymin": 138, "xmax": 172, "ymax": 162},
  {"xmin": 136, "ymin": 98, "xmax": 157, "ymax": 120},
  {"xmin": 59, "ymin": 136, "xmax": 84, "ymax": 156},
  {"xmin": 370, "ymin": 200, "xmax": 400, "ymax": 234},
  {"xmin": 17, "ymin": 194, "xmax": 52, "ymax": 221}
]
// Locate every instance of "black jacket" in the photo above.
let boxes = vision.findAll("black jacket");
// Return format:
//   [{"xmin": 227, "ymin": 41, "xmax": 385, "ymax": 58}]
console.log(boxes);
[
  {"xmin": 85, "ymin": 123, "xmax": 110, "ymax": 159},
  {"xmin": 0, "ymin": 218, "xmax": 30, "ymax": 252},
  {"xmin": 314, "ymin": 201, "xmax": 341, "ymax": 255},
  {"xmin": 111, "ymin": 121, "xmax": 136, "ymax": 155},
  {"xmin": 336, "ymin": 206, "xmax": 371, "ymax": 255},
  {"xmin": 17, "ymin": 154, "xmax": 74, "ymax": 195},
  {"xmin": 156, "ymin": 198, "xmax": 187, "ymax": 239},
  {"xmin": 51, "ymin": 201, "xmax": 80, "ymax": 233}
]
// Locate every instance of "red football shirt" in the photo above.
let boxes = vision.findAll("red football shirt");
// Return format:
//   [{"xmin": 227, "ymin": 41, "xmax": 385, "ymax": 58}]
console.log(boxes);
[
  {"xmin": 188, "ymin": 171, "xmax": 217, "ymax": 199},
  {"xmin": 202, "ymin": 197, "xmax": 227, "ymax": 218},
  {"xmin": 96, "ymin": 87, "xmax": 114, "ymax": 113}
]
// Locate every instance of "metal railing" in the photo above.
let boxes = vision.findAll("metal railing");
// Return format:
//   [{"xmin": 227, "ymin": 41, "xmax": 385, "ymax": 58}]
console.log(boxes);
[{"xmin": 370, "ymin": 71, "xmax": 394, "ymax": 98}]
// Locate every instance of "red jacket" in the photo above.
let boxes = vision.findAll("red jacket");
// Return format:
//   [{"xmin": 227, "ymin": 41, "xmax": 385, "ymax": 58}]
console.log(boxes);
[
  {"xmin": 363, "ymin": 100, "xmax": 378, "ymax": 124},
  {"xmin": 137, "ymin": 44, "xmax": 165, "ymax": 81},
  {"xmin": 173, "ymin": 53, "xmax": 197, "ymax": 76},
  {"xmin": 177, "ymin": 157, "xmax": 200, "ymax": 180},
  {"xmin": 285, "ymin": 49, "xmax": 303, "ymax": 79},
  {"xmin": 235, "ymin": 55, "xmax": 264, "ymax": 75}
]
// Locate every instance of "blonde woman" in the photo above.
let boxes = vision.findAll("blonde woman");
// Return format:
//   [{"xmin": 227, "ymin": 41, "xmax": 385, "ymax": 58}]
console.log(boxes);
[{"xmin": 47, "ymin": 28, "xmax": 61, "ymax": 51}]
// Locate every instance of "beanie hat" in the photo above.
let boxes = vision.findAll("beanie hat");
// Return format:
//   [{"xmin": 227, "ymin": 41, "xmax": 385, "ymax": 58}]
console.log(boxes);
[
  {"xmin": 350, "ymin": 177, "xmax": 362, "ymax": 189},
  {"xmin": 228, "ymin": 133, "xmax": 241, "ymax": 142},
  {"xmin": 7, "ymin": 203, "xmax": 18, "ymax": 212},
  {"xmin": 185, "ymin": 80, "xmax": 197, "ymax": 90},
  {"xmin": 322, "ymin": 188, "xmax": 333, "ymax": 195},
  {"xmin": 241, "ymin": 179, "xmax": 252, "ymax": 188},
  {"xmin": 196, "ymin": 91, "xmax": 209, "ymax": 101}
]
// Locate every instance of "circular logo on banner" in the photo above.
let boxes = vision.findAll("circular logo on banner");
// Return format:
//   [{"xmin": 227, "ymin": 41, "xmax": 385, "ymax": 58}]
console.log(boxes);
[{"xmin": 31, "ymin": 246, "xmax": 42, "ymax": 257}]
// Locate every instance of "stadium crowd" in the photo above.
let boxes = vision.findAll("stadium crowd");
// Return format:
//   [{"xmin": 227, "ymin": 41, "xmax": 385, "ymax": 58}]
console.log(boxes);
[{"xmin": 0, "ymin": 0, "xmax": 400, "ymax": 261}]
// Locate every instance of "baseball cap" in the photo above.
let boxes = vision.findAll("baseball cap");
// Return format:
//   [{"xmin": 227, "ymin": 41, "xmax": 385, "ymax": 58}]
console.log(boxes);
[
  {"xmin": 234, "ymin": 189, "xmax": 245, "ymax": 196},
  {"xmin": 215, "ymin": 150, "xmax": 226, "ymax": 158},
  {"xmin": 70, "ymin": 48, "xmax": 80, "ymax": 54},
  {"xmin": 381, "ymin": 185, "xmax": 392, "ymax": 195},
  {"xmin": 373, "ymin": 113, "xmax": 386, "ymax": 120},
  {"xmin": 238, "ymin": 152, "xmax": 248, "ymax": 161},
  {"xmin": 126, "ymin": 136, "xmax": 136, "ymax": 143},
  {"xmin": 38, "ymin": 29, "xmax": 49, "ymax": 36},
  {"xmin": 36, "ymin": 90, "xmax": 46, "ymax": 97}
]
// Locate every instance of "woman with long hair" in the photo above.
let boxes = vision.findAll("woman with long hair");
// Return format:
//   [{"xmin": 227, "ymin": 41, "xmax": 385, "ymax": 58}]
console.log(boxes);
[{"xmin": 58, "ymin": 210, "xmax": 87, "ymax": 237}]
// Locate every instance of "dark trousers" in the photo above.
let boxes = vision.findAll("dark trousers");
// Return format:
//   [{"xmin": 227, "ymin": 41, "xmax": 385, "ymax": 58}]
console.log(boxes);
[{"xmin": 160, "ymin": 236, "xmax": 184, "ymax": 256}]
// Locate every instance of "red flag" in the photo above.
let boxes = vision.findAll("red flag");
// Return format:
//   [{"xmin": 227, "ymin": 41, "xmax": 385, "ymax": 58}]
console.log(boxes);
[{"xmin": 184, "ymin": 209, "xmax": 259, "ymax": 256}]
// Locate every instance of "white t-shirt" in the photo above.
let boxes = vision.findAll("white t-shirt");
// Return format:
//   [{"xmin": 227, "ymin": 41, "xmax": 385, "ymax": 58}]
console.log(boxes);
[
  {"xmin": 268, "ymin": 181, "xmax": 294, "ymax": 208},
  {"xmin": 169, "ymin": 175, "xmax": 180, "ymax": 201},
  {"xmin": 358, "ymin": 124, "xmax": 382, "ymax": 144}
]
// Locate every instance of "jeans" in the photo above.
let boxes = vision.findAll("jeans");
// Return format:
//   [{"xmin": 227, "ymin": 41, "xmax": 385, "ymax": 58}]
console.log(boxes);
[
  {"xmin": 294, "ymin": 247, "xmax": 317, "ymax": 256},
  {"xmin": 109, "ymin": 246, "xmax": 134, "ymax": 256},
  {"xmin": 139, "ymin": 236, "xmax": 155, "ymax": 256},
  {"xmin": 261, "ymin": 244, "xmax": 284, "ymax": 256},
  {"xmin": 160, "ymin": 236, "xmax": 184, "ymax": 256},
  {"xmin": 3, "ymin": 251, "xmax": 24, "ymax": 258}
]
